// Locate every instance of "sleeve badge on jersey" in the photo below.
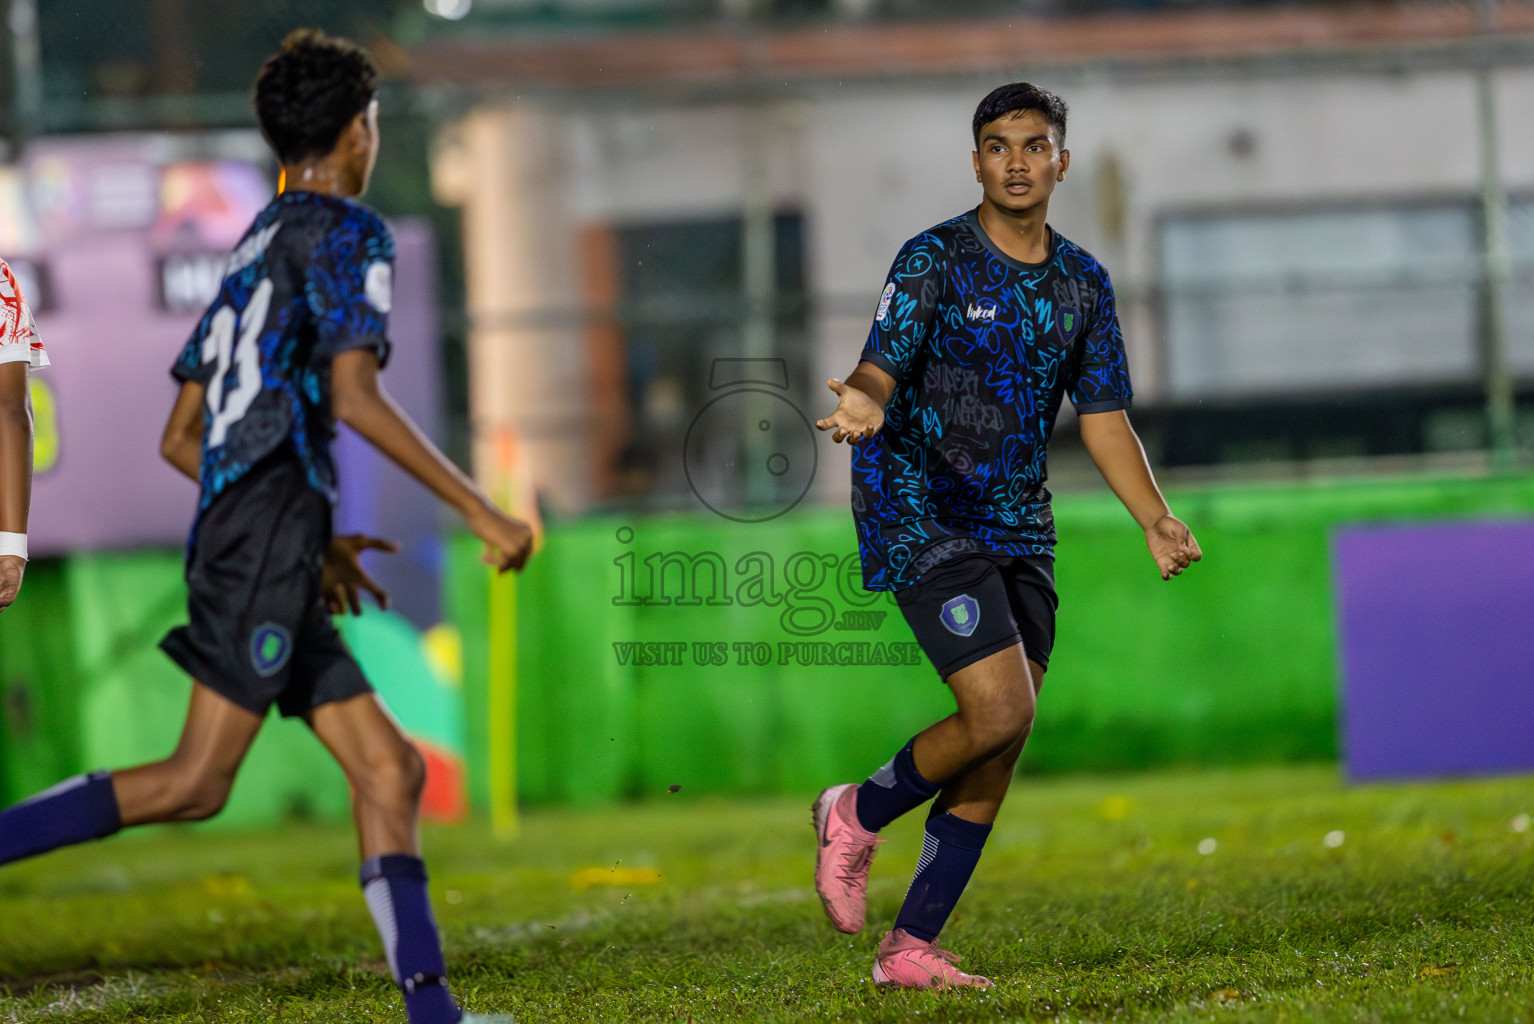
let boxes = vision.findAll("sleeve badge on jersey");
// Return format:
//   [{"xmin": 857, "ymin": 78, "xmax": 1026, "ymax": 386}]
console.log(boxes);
[
  {"xmin": 875, "ymin": 282, "xmax": 896, "ymax": 324},
  {"xmin": 364, "ymin": 261, "xmax": 393, "ymax": 314},
  {"xmin": 1058, "ymin": 305, "xmax": 1081, "ymax": 343}
]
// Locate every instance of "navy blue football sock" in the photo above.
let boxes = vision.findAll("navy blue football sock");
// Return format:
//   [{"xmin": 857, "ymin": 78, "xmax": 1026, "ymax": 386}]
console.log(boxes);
[
  {"xmin": 0, "ymin": 771, "xmax": 121, "ymax": 867},
  {"xmin": 894, "ymin": 809, "xmax": 993, "ymax": 942},
  {"xmin": 855, "ymin": 739, "xmax": 940, "ymax": 833},
  {"xmin": 361, "ymin": 855, "xmax": 463, "ymax": 1024}
]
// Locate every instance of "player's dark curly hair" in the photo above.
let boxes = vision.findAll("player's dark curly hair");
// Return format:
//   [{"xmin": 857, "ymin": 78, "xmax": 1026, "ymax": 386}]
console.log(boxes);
[
  {"xmin": 972, "ymin": 82, "xmax": 1068, "ymax": 147},
  {"xmin": 253, "ymin": 29, "xmax": 379, "ymax": 165}
]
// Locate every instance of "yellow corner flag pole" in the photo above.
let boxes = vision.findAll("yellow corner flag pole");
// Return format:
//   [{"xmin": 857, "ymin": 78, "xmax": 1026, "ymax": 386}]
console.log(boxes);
[
  {"xmin": 487, "ymin": 561, "xmax": 518, "ymax": 839},
  {"xmin": 487, "ymin": 428, "xmax": 521, "ymax": 839}
]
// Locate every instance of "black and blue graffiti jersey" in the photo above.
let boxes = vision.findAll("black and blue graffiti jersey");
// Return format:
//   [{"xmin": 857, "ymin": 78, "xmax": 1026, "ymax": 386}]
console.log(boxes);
[
  {"xmin": 171, "ymin": 190, "xmax": 393, "ymax": 521},
  {"xmin": 851, "ymin": 209, "xmax": 1133, "ymax": 591}
]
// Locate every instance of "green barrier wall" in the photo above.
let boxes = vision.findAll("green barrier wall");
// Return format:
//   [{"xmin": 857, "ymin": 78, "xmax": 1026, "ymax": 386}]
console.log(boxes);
[
  {"xmin": 447, "ymin": 470, "xmax": 1534, "ymax": 806},
  {"xmin": 0, "ymin": 560, "xmax": 81, "ymax": 805},
  {"xmin": 5, "ymin": 470, "xmax": 1533, "ymax": 816},
  {"xmin": 0, "ymin": 552, "xmax": 352, "ymax": 822},
  {"xmin": 0, "ymin": 552, "xmax": 470, "ymax": 823}
]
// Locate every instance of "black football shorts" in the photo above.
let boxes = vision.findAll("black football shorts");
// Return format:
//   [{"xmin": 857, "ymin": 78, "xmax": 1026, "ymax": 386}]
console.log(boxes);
[
  {"xmin": 895, "ymin": 553, "xmax": 1058, "ymax": 680},
  {"xmin": 160, "ymin": 451, "xmax": 373, "ymax": 719}
]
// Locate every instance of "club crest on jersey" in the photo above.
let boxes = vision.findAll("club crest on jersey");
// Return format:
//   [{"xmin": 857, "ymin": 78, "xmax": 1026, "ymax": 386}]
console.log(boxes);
[
  {"xmin": 939, "ymin": 594, "xmax": 981, "ymax": 638},
  {"xmin": 1058, "ymin": 305, "xmax": 1081, "ymax": 342},
  {"xmin": 875, "ymin": 282, "xmax": 896, "ymax": 324},
  {"xmin": 250, "ymin": 622, "xmax": 292, "ymax": 678},
  {"xmin": 967, "ymin": 303, "xmax": 997, "ymax": 322}
]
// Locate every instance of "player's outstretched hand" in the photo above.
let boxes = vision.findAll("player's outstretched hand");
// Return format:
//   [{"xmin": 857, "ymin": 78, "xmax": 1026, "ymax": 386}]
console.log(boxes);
[
  {"xmin": 322, "ymin": 535, "xmax": 399, "ymax": 616},
  {"xmin": 816, "ymin": 378, "xmax": 884, "ymax": 445},
  {"xmin": 469, "ymin": 505, "xmax": 534, "ymax": 575},
  {"xmin": 0, "ymin": 555, "xmax": 24, "ymax": 614},
  {"xmin": 1146, "ymin": 515, "xmax": 1202, "ymax": 581}
]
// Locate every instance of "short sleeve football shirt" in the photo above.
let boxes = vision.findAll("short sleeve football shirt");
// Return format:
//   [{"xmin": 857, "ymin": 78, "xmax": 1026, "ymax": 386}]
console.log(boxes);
[
  {"xmin": 851, "ymin": 209, "xmax": 1133, "ymax": 591},
  {"xmin": 171, "ymin": 190, "xmax": 393, "ymax": 520},
  {"xmin": 0, "ymin": 259, "xmax": 46, "ymax": 371}
]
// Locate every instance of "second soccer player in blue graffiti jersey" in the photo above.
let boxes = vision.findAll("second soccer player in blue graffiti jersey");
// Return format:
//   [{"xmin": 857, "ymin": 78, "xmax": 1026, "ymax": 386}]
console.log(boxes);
[
  {"xmin": 852, "ymin": 209, "xmax": 1132, "ymax": 589},
  {"xmin": 811, "ymin": 82, "xmax": 1202, "ymax": 991},
  {"xmin": 171, "ymin": 190, "xmax": 394, "ymax": 520}
]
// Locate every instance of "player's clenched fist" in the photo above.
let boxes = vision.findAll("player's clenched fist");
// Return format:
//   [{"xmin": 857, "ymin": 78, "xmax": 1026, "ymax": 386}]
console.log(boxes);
[
  {"xmin": 817, "ymin": 378, "xmax": 885, "ymax": 445},
  {"xmin": 1146, "ymin": 514, "xmax": 1202, "ymax": 581},
  {"xmin": 469, "ymin": 504, "xmax": 535, "ymax": 574},
  {"xmin": 0, "ymin": 555, "xmax": 23, "ymax": 613}
]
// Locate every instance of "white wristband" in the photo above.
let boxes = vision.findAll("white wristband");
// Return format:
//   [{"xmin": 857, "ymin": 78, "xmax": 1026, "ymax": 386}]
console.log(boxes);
[{"xmin": 0, "ymin": 532, "xmax": 26, "ymax": 560}]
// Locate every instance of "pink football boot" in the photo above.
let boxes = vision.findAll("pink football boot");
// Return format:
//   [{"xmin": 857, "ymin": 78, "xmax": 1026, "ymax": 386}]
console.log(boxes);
[
  {"xmin": 872, "ymin": 928, "xmax": 994, "ymax": 989},
  {"xmin": 811, "ymin": 783, "xmax": 883, "ymax": 933}
]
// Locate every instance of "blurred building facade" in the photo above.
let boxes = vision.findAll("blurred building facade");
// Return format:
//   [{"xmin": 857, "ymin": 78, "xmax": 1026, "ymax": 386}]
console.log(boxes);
[
  {"xmin": 8, "ymin": 0, "xmax": 1534, "ymax": 515},
  {"xmin": 415, "ymin": 1, "xmax": 1534, "ymax": 515}
]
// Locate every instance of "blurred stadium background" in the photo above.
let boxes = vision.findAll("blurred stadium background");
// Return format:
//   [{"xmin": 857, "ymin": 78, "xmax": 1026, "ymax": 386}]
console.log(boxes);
[{"xmin": 0, "ymin": 0, "xmax": 1532, "ymax": 832}]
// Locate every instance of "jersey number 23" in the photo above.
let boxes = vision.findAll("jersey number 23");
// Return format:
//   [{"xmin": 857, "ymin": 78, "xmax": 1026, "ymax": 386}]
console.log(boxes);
[{"xmin": 201, "ymin": 278, "xmax": 274, "ymax": 447}]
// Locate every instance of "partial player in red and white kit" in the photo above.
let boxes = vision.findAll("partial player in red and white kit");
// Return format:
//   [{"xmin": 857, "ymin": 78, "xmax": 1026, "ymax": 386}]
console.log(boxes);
[
  {"xmin": 0, "ymin": 257, "xmax": 45, "ymax": 611},
  {"xmin": 0, "ymin": 260, "xmax": 46, "ymax": 371}
]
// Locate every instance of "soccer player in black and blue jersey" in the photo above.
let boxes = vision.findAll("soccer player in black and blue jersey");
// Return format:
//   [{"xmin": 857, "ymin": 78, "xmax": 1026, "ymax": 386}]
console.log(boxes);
[
  {"xmin": 0, "ymin": 32, "xmax": 527, "ymax": 1024},
  {"xmin": 811, "ymin": 83, "xmax": 1202, "ymax": 988}
]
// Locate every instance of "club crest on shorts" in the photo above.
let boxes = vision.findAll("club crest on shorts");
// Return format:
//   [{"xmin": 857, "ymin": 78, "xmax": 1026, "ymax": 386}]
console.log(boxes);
[
  {"xmin": 250, "ymin": 622, "xmax": 292, "ymax": 678},
  {"xmin": 1058, "ymin": 305, "xmax": 1081, "ymax": 343},
  {"xmin": 939, "ymin": 594, "xmax": 981, "ymax": 638}
]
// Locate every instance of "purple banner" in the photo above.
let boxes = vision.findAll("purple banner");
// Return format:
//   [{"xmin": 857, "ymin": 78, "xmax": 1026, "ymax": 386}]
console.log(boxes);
[
  {"xmin": 27, "ymin": 229, "xmax": 201, "ymax": 551},
  {"xmin": 1333, "ymin": 519, "xmax": 1534, "ymax": 780}
]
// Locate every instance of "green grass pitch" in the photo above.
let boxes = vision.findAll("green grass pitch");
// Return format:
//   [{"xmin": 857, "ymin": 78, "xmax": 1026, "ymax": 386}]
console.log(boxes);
[{"xmin": 4, "ymin": 764, "xmax": 1534, "ymax": 1022}]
